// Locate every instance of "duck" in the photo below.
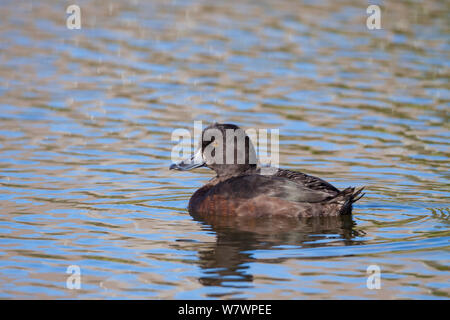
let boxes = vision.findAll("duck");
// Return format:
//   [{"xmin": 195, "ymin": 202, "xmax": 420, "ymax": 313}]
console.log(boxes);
[{"xmin": 170, "ymin": 123, "xmax": 364, "ymax": 218}]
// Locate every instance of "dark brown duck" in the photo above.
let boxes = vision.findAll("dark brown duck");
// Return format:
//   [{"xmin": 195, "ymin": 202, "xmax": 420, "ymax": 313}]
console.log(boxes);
[{"xmin": 170, "ymin": 123, "xmax": 364, "ymax": 218}]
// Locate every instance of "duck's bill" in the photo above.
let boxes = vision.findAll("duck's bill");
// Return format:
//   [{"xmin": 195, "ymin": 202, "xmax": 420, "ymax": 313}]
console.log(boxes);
[{"xmin": 170, "ymin": 149, "xmax": 205, "ymax": 171}]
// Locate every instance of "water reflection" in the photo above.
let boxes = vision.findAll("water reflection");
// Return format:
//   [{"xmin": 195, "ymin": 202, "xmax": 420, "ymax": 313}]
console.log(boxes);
[{"xmin": 193, "ymin": 214, "xmax": 363, "ymax": 289}]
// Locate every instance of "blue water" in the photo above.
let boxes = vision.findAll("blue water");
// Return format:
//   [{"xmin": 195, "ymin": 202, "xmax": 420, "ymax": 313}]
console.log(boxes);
[{"xmin": 0, "ymin": 0, "xmax": 448, "ymax": 299}]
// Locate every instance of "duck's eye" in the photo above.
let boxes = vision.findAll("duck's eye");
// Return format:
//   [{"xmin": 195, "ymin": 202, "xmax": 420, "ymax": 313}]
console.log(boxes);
[{"xmin": 202, "ymin": 138, "xmax": 218, "ymax": 149}]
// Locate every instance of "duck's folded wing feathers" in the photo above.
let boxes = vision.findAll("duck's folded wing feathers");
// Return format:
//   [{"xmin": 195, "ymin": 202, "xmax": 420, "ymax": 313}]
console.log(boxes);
[
  {"xmin": 273, "ymin": 168, "xmax": 340, "ymax": 194},
  {"xmin": 212, "ymin": 175, "xmax": 334, "ymax": 204}
]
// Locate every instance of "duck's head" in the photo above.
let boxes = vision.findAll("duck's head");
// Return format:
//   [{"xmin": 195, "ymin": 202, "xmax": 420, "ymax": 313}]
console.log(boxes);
[{"xmin": 170, "ymin": 123, "xmax": 257, "ymax": 176}]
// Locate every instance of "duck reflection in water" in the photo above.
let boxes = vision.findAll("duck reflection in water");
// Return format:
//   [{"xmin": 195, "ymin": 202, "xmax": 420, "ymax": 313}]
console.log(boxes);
[{"xmin": 192, "ymin": 214, "xmax": 364, "ymax": 288}]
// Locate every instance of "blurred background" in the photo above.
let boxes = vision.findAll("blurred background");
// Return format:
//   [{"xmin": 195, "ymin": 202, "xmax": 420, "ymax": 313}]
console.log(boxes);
[{"xmin": 0, "ymin": 0, "xmax": 448, "ymax": 299}]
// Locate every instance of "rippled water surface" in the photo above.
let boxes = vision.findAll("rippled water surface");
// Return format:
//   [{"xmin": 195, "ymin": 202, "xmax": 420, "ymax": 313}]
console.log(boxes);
[{"xmin": 0, "ymin": 0, "xmax": 449, "ymax": 299}]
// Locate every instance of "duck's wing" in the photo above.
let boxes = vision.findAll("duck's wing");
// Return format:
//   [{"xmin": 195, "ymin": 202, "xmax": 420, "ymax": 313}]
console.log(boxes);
[
  {"xmin": 272, "ymin": 168, "xmax": 340, "ymax": 195},
  {"xmin": 214, "ymin": 174, "xmax": 335, "ymax": 204}
]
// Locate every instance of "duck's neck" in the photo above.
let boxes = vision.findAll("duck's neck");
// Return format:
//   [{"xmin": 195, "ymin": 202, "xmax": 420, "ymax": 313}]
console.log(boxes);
[{"xmin": 208, "ymin": 166, "xmax": 258, "ymax": 186}]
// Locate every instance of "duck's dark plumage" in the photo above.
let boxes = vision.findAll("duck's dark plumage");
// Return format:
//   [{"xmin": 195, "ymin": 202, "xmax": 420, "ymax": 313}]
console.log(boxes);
[
  {"xmin": 273, "ymin": 168, "xmax": 340, "ymax": 194},
  {"xmin": 171, "ymin": 123, "xmax": 365, "ymax": 218}
]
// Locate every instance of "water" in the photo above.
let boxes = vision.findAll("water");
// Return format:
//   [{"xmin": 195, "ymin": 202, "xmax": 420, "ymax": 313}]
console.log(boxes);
[{"xmin": 0, "ymin": 0, "xmax": 449, "ymax": 299}]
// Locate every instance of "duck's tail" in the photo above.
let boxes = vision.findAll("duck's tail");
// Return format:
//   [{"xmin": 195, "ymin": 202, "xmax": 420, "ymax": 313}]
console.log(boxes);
[{"xmin": 332, "ymin": 186, "xmax": 365, "ymax": 215}]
